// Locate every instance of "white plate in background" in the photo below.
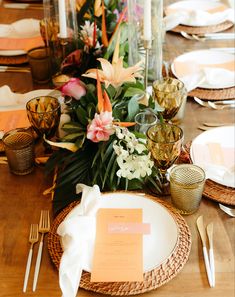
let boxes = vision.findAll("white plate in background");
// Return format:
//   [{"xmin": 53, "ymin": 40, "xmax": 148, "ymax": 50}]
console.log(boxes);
[{"xmin": 190, "ymin": 126, "xmax": 235, "ymax": 188}]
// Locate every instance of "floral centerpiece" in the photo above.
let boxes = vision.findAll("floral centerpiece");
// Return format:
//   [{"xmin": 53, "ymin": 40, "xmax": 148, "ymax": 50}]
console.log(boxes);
[{"xmin": 43, "ymin": 0, "xmax": 163, "ymax": 212}]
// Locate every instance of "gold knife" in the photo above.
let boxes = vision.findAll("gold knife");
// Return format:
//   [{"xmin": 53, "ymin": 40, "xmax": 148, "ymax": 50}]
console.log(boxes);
[
  {"xmin": 196, "ymin": 216, "xmax": 213, "ymax": 287},
  {"xmin": 3, "ymin": 3, "xmax": 43, "ymax": 9}
]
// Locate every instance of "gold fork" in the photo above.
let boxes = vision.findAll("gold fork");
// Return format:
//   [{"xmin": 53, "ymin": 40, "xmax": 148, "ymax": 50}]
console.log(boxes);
[
  {"xmin": 32, "ymin": 210, "xmax": 50, "ymax": 291},
  {"xmin": 23, "ymin": 224, "xmax": 38, "ymax": 292}
]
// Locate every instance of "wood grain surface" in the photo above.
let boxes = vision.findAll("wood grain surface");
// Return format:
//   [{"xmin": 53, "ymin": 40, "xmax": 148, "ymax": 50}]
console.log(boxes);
[{"xmin": 0, "ymin": 1, "xmax": 234, "ymax": 296}]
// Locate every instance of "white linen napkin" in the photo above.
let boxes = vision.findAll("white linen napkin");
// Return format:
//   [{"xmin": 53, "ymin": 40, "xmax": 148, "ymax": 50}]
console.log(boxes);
[
  {"xmin": 57, "ymin": 184, "xmax": 102, "ymax": 297},
  {"xmin": 204, "ymin": 164, "xmax": 235, "ymax": 188},
  {"xmin": 178, "ymin": 67, "xmax": 234, "ymax": 92},
  {"xmin": 0, "ymin": 19, "xmax": 40, "ymax": 38},
  {"xmin": 0, "ymin": 85, "xmax": 24, "ymax": 106},
  {"xmin": 164, "ymin": 8, "xmax": 234, "ymax": 31},
  {"xmin": 0, "ymin": 85, "xmax": 61, "ymax": 108}
]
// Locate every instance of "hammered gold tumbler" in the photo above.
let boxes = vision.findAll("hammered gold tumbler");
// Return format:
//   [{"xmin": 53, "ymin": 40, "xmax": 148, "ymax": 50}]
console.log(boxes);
[
  {"xmin": 3, "ymin": 128, "xmax": 35, "ymax": 175},
  {"xmin": 170, "ymin": 164, "xmax": 206, "ymax": 215}
]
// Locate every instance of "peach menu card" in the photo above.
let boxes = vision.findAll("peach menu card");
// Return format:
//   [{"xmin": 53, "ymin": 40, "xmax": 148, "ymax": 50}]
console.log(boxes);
[
  {"xmin": 0, "ymin": 110, "xmax": 30, "ymax": 132},
  {"xmin": 91, "ymin": 208, "xmax": 150, "ymax": 282}
]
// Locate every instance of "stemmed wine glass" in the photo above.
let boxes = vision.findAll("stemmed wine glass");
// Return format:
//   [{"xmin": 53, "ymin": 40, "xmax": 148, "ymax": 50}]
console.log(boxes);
[
  {"xmin": 152, "ymin": 77, "xmax": 187, "ymax": 122},
  {"xmin": 147, "ymin": 122, "xmax": 184, "ymax": 195},
  {"xmin": 26, "ymin": 96, "xmax": 61, "ymax": 153}
]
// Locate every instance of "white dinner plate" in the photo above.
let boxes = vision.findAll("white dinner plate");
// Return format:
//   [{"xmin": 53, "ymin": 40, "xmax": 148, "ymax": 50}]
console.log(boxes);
[
  {"xmin": 171, "ymin": 49, "xmax": 235, "ymax": 89},
  {"xmin": 0, "ymin": 49, "xmax": 27, "ymax": 56},
  {"xmin": 65, "ymin": 192, "xmax": 179, "ymax": 273},
  {"xmin": 190, "ymin": 126, "xmax": 235, "ymax": 188},
  {"xmin": 165, "ymin": 0, "xmax": 229, "ymax": 27}
]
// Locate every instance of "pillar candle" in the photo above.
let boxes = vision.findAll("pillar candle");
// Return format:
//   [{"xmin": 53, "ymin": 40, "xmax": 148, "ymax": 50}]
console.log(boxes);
[
  {"xmin": 58, "ymin": 0, "xmax": 67, "ymax": 38},
  {"xmin": 143, "ymin": 0, "xmax": 152, "ymax": 41}
]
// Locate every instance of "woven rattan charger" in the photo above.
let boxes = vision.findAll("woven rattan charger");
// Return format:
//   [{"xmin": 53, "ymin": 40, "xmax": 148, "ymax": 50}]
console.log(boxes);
[
  {"xmin": 203, "ymin": 180, "xmax": 235, "ymax": 206},
  {"xmin": 0, "ymin": 55, "xmax": 28, "ymax": 65},
  {"xmin": 188, "ymin": 87, "xmax": 235, "ymax": 100},
  {"xmin": 171, "ymin": 20, "xmax": 234, "ymax": 35},
  {"xmin": 48, "ymin": 194, "xmax": 191, "ymax": 296}
]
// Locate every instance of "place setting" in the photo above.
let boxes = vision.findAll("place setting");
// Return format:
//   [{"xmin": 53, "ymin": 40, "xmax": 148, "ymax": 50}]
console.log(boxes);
[
  {"xmin": 162, "ymin": 0, "xmax": 235, "ymax": 101},
  {"xmin": 170, "ymin": 48, "xmax": 235, "ymax": 100},
  {"xmin": 0, "ymin": 18, "xmax": 44, "ymax": 65},
  {"xmin": 48, "ymin": 186, "xmax": 192, "ymax": 296},
  {"xmin": 164, "ymin": 0, "xmax": 234, "ymax": 36},
  {"xmin": 0, "ymin": 0, "xmax": 234, "ymax": 296}
]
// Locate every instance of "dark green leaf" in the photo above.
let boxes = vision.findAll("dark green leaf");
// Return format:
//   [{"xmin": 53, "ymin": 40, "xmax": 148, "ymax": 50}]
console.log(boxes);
[
  {"xmin": 75, "ymin": 134, "xmax": 86, "ymax": 149},
  {"xmin": 62, "ymin": 132, "xmax": 84, "ymax": 141},
  {"xmin": 62, "ymin": 122, "xmax": 85, "ymax": 133},
  {"xmin": 102, "ymin": 151, "xmax": 117, "ymax": 188},
  {"xmin": 124, "ymin": 87, "xmax": 145, "ymax": 98},
  {"xmin": 87, "ymin": 103, "xmax": 96, "ymax": 119},
  {"xmin": 126, "ymin": 95, "xmax": 139, "ymax": 121},
  {"xmin": 76, "ymin": 106, "xmax": 88, "ymax": 125}
]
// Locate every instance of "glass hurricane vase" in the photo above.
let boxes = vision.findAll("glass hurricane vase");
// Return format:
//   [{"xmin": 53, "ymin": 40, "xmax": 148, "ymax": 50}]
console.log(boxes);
[
  {"xmin": 127, "ymin": 0, "xmax": 163, "ymax": 82},
  {"xmin": 41, "ymin": 0, "xmax": 79, "ymax": 82}
]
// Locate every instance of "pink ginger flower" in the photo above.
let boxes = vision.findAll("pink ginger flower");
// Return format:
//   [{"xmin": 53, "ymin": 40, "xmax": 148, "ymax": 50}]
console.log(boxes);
[
  {"xmin": 60, "ymin": 78, "xmax": 86, "ymax": 100},
  {"xmin": 87, "ymin": 111, "xmax": 115, "ymax": 143}
]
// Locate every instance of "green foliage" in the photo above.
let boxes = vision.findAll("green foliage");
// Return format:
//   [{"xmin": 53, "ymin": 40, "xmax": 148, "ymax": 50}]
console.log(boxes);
[{"xmin": 46, "ymin": 78, "xmax": 163, "ymax": 213}]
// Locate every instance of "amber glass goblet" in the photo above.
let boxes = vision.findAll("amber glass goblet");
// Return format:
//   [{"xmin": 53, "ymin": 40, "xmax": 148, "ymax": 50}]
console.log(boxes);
[
  {"xmin": 26, "ymin": 96, "xmax": 61, "ymax": 152},
  {"xmin": 147, "ymin": 122, "xmax": 184, "ymax": 195},
  {"xmin": 152, "ymin": 77, "xmax": 187, "ymax": 122}
]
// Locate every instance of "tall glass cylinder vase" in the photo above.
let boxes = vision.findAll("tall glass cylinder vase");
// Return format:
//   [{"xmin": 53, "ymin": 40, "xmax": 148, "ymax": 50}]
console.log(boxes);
[
  {"xmin": 127, "ymin": 0, "xmax": 163, "ymax": 83},
  {"xmin": 41, "ymin": 0, "xmax": 79, "ymax": 84}
]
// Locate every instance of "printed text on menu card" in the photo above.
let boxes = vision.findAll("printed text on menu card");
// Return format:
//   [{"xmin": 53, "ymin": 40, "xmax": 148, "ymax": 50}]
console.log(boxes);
[{"xmin": 91, "ymin": 208, "xmax": 150, "ymax": 282}]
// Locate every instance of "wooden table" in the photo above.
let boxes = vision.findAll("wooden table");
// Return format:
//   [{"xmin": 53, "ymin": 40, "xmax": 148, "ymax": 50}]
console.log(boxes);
[{"xmin": 0, "ymin": 1, "xmax": 234, "ymax": 297}]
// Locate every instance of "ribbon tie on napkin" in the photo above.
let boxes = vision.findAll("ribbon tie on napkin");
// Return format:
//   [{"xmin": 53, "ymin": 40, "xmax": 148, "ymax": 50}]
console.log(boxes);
[
  {"xmin": 164, "ymin": 8, "xmax": 234, "ymax": 31},
  {"xmin": 57, "ymin": 184, "xmax": 101, "ymax": 297}
]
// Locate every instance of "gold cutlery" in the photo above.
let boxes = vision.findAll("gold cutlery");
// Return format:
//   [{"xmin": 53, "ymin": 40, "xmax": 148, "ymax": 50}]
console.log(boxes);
[
  {"xmin": 194, "ymin": 97, "xmax": 235, "ymax": 109},
  {"xmin": 33, "ymin": 210, "xmax": 50, "ymax": 291},
  {"xmin": 198, "ymin": 126, "xmax": 212, "ymax": 131},
  {"xmin": 3, "ymin": 3, "xmax": 43, "ymax": 9},
  {"xmin": 23, "ymin": 224, "xmax": 38, "ymax": 292},
  {"xmin": 203, "ymin": 122, "xmax": 233, "ymax": 127},
  {"xmin": 219, "ymin": 203, "xmax": 235, "ymax": 217},
  {"xmin": 181, "ymin": 31, "xmax": 235, "ymax": 41},
  {"xmin": 207, "ymin": 223, "xmax": 215, "ymax": 287},
  {"xmin": 198, "ymin": 122, "xmax": 233, "ymax": 131},
  {"xmin": 196, "ymin": 216, "xmax": 213, "ymax": 287},
  {"xmin": 0, "ymin": 66, "xmax": 31, "ymax": 73},
  {"xmin": 208, "ymin": 101, "xmax": 235, "ymax": 110}
]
